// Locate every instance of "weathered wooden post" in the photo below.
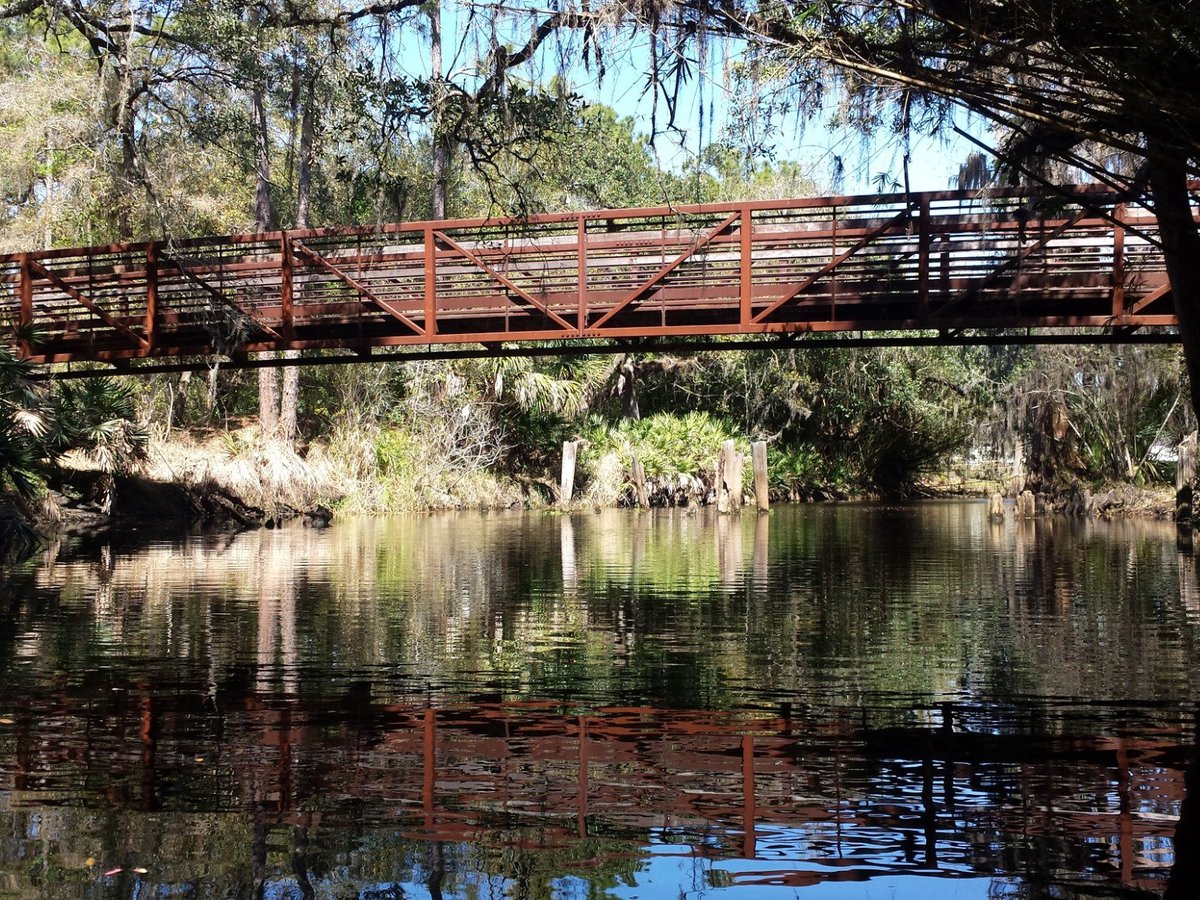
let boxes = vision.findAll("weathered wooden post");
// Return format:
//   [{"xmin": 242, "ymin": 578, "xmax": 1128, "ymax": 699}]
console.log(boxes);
[
  {"xmin": 752, "ymin": 441, "xmax": 769, "ymax": 512},
  {"xmin": 724, "ymin": 440, "xmax": 743, "ymax": 511},
  {"xmin": 1178, "ymin": 431, "xmax": 1197, "ymax": 525},
  {"xmin": 987, "ymin": 492, "xmax": 1004, "ymax": 521},
  {"xmin": 717, "ymin": 439, "xmax": 743, "ymax": 513},
  {"xmin": 631, "ymin": 456, "xmax": 650, "ymax": 508},
  {"xmin": 560, "ymin": 440, "xmax": 578, "ymax": 508},
  {"xmin": 1017, "ymin": 490, "xmax": 1036, "ymax": 518},
  {"xmin": 1008, "ymin": 438, "xmax": 1026, "ymax": 498},
  {"xmin": 560, "ymin": 514, "xmax": 577, "ymax": 593}
]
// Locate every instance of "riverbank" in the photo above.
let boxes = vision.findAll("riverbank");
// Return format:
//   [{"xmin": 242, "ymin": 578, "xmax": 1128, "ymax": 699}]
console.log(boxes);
[
  {"xmin": 28, "ymin": 426, "xmax": 1178, "ymax": 548},
  {"xmin": 43, "ymin": 428, "xmax": 341, "ymax": 537}
]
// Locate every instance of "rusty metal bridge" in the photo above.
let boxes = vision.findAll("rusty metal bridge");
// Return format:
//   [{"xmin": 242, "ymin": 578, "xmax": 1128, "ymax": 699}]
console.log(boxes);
[{"xmin": 0, "ymin": 184, "xmax": 1180, "ymax": 373}]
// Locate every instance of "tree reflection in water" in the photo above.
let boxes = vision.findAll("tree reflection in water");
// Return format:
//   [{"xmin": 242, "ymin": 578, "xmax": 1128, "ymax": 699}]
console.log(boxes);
[{"xmin": 1, "ymin": 503, "xmax": 1198, "ymax": 897}]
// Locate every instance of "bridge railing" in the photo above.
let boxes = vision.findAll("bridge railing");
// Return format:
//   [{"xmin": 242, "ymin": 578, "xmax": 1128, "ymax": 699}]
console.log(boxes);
[{"xmin": 0, "ymin": 185, "xmax": 1175, "ymax": 365}]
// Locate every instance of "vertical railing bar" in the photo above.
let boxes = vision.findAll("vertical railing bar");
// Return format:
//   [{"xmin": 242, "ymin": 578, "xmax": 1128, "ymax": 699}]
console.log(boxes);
[
  {"xmin": 830, "ymin": 203, "xmax": 838, "ymax": 321},
  {"xmin": 145, "ymin": 244, "xmax": 158, "ymax": 352},
  {"xmin": 577, "ymin": 215, "xmax": 587, "ymax": 334},
  {"xmin": 424, "ymin": 225, "xmax": 437, "ymax": 337},
  {"xmin": 1112, "ymin": 202, "xmax": 1126, "ymax": 319},
  {"xmin": 940, "ymin": 215, "xmax": 951, "ymax": 301},
  {"xmin": 280, "ymin": 233, "xmax": 294, "ymax": 343},
  {"xmin": 917, "ymin": 195, "xmax": 931, "ymax": 321},
  {"xmin": 18, "ymin": 253, "xmax": 33, "ymax": 359},
  {"xmin": 740, "ymin": 203, "xmax": 753, "ymax": 327}
]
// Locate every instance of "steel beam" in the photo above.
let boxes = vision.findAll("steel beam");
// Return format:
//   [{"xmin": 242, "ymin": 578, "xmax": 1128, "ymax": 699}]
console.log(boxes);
[
  {"xmin": 1, "ymin": 184, "xmax": 1189, "ymax": 373},
  {"xmin": 160, "ymin": 250, "xmax": 283, "ymax": 342},
  {"xmin": 590, "ymin": 211, "xmax": 741, "ymax": 329},
  {"xmin": 433, "ymin": 230, "xmax": 575, "ymax": 331},
  {"xmin": 752, "ymin": 205, "xmax": 915, "ymax": 324},
  {"xmin": 291, "ymin": 240, "xmax": 426, "ymax": 337},
  {"xmin": 28, "ymin": 259, "xmax": 150, "ymax": 350}
]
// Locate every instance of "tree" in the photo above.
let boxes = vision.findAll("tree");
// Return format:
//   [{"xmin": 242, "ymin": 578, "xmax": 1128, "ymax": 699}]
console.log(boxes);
[
  {"xmin": 984, "ymin": 344, "xmax": 1191, "ymax": 489},
  {"xmin": 578, "ymin": 0, "xmax": 1200, "ymax": 411},
  {"xmin": 0, "ymin": 339, "xmax": 146, "ymax": 558}
]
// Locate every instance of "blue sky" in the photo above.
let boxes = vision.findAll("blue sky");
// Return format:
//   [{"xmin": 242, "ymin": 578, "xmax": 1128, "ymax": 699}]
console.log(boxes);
[{"xmin": 417, "ymin": 5, "xmax": 980, "ymax": 195}]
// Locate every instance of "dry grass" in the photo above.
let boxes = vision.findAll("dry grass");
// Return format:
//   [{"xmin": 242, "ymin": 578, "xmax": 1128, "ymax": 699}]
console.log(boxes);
[
  {"xmin": 139, "ymin": 427, "xmax": 343, "ymax": 517},
  {"xmin": 579, "ymin": 451, "xmax": 627, "ymax": 507},
  {"xmin": 329, "ymin": 422, "xmax": 527, "ymax": 513}
]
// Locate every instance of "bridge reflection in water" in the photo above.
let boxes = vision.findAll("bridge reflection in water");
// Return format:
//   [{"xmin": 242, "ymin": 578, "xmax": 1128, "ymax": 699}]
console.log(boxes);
[
  {"xmin": 3, "ymin": 505, "xmax": 1200, "ymax": 896},
  {"xmin": 3, "ymin": 688, "xmax": 1195, "ymax": 895}
]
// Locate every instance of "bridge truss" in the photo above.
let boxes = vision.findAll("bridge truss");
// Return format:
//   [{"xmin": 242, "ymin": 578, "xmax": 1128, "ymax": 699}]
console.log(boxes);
[{"xmin": 0, "ymin": 185, "xmax": 1180, "ymax": 374}]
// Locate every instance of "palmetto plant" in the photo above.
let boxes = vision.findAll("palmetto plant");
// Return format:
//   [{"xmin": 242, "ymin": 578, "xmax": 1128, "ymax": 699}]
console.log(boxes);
[
  {"xmin": 0, "ymin": 339, "xmax": 45, "ymax": 503},
  {"xmin": 47, "ymin": 377, "xmax": 148, "ymax": 474},
  {"xmin": 0, "ymin": 339, "xmax": 148, "ymax": 557},
  {"xmin": 0, "ymin": 341, "xmax": 47, "ymax": 560}
]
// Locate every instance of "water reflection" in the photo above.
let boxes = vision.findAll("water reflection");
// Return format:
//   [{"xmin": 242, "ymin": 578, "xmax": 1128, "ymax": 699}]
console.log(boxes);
[{"xmin": 1, "ymin": 503, "xmax": 1199, "ymax": 897}]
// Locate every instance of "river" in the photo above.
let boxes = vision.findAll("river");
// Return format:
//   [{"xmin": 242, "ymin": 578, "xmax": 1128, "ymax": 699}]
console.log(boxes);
[{"xmin": 2, "ymin": 502, "xmax": 1199, "ymax": 897}]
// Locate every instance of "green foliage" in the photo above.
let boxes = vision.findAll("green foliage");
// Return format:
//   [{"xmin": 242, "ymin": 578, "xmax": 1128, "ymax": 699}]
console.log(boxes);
[
  {"xmin": 0, "ymin": 343, "xmax": 147, "ymax": 557},
  {"xmin": 585, "ymin": 411, "xmax": 744, "ymax": 478},
  {"xmin": 0, "ymin": 343, "xmax": 44, "ymax": 501},
  {"xmin": 996, "ymin": 345, "xmax": 1191, "ymax": 488},
  {"xmin": 681, "ymin": 144, "xmax": 820, "ymax": 203},
  {"xmin": 374, "ymin": 428, "xmax": 414, "ymax": 479},
  {"xmin": 769, "ymin": 442, "xmax": 853, "ymax": 498},
  {"xmin": 632, "ymin": 345, "xmax": 982, "ymax": 494},
  {"xmin": 48, "ymin": 378, "xmax": 148, "ymax": 474},
  {"xmin": 625, "ymin": 412, "xmax": 745, "ymax": 477}
]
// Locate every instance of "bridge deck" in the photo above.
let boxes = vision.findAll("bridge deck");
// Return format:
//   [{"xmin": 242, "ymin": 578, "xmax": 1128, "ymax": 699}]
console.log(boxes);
[{"xmin": 0, "ymin": 185, "xmax": 1178, "ymax": 368}]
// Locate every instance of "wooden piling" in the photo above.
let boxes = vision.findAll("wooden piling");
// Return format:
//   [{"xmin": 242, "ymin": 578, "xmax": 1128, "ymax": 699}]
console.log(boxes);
[
  {"xmin": 631, "ymin": 456, "xmax": 650, "ymax": 508},
  {"xmin": 717, "ymin": 439, "xmax": 743, "ymax": 513},
  {"xmin": 987, "ymin": 492, "xmax": 1004, "ymax": 521},
  {"xmin": 1008, "ymin": 438, "xmax": 1026, "ymax": 498},
  {"xmin": 752, "ymin": 441, "xmax": 769, "ymax": 512},
  {"xmin": 560, "ymin": 440, "xmax": 578, "ymax": 508},
  {"xmin": 1178, "ymin": 431, "xmax": 1197, "ymax": 524},
  {"xmin": 1017, "ymin": 490, "xmax": 1036, "ymax": 518}
]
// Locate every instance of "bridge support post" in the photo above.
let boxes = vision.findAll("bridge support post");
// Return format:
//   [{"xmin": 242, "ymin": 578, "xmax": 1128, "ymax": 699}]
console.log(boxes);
[
  {"xmin": 752, "ymin": 441, "xmax": 769, "ymax": 512},
  {"xmin": 560, "ymin": 441, "xmax": 578, "ymax": 509},
  {"xmin": 1178, "ymin": 432, "xmax": 1197, "ymax": 525}
]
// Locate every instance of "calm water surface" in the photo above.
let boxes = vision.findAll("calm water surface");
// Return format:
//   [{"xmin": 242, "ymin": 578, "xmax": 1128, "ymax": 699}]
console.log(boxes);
[{"xmin": 3, "ymin": 502, "xmax": 1200, "ymax": 898}]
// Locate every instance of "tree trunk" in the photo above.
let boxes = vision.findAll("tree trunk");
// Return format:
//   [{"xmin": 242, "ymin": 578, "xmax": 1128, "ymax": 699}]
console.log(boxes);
[
  {"xmin": 278, "ymin": 84, "xmax": 315, "ymax": 445},
  {"xmin": 1147, "ymin": 137, "xmax": 1200, "ymax": 422},
  {"xmin": 252, "ymin": 86, "xmax": 273, "ymax": 234},
  {"xmin": 429, "ymin": 0, "xmax": 448, "ymax": 219},
  {"xmin": 117, "ymin": 99, "xmax": 136, "ymax": 241},
  {"xmin": 295, "ymin": 85, "xmax": 314, "ymax": 231},
  {"xmin": 113, "ymin": 1, "xmax": 137, "ymax": 241},
  {"xmin": 619, "ymin": 357, "xmax": 640, "ymax": 420},
  {"xmin": 259, "ymin": 362, "xmax": 280, "ymax": 438},
  {"xmin": 279, "ymin": 360, "xmax": 300, "ymax": 443},
  {"xmin": 253, "ymin": 84, "xmax": 281, "ymax": 439}
]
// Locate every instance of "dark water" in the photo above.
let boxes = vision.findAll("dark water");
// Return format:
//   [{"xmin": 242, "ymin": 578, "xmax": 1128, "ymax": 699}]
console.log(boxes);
[{"xmin": 3, "ymin": 503, "xmax": 1200, "ymax": 898}]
